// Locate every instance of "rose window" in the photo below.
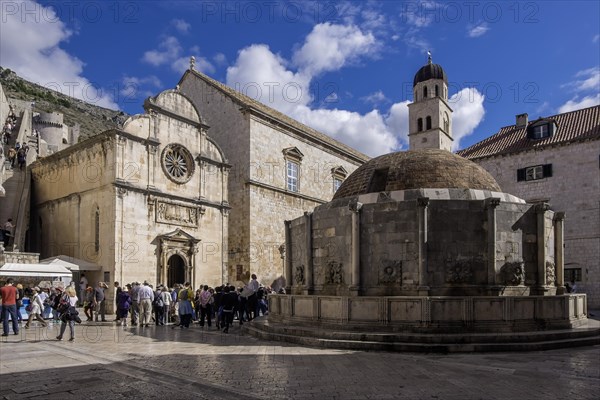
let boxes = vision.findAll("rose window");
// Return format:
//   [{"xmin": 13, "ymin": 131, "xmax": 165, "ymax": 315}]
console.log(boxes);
[{"xmin": 161, "ymin": 144, "xmax": 194, "ymax": 184}]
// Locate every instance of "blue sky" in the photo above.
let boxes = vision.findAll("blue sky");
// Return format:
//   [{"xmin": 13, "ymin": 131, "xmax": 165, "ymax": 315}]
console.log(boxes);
[{"xmin": 1, "ymin": 0, "xmax": 599, "ymax": 156}]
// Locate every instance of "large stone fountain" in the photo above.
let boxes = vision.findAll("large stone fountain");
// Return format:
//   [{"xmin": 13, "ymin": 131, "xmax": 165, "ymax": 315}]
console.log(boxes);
[{"xmin": 245, "ymin": 149, "xmax": 598, "ymax": 351}]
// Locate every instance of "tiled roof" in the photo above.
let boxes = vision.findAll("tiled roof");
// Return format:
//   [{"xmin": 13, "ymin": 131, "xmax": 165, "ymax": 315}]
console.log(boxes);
[
  {"xmin": 457, "ymin": 105, "xmax": 600, "ymax": 160},
  {"xmin": 181, "ymin": 69, "xmax": 369, "ymax": 163}
]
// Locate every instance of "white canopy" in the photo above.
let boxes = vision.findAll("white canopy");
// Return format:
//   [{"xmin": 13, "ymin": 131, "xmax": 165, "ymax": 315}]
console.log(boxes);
[
  {"xmin": 40, "ymin": 255, "xmax": 101, "ymax": 271},
  {"xmin": 0, "ymin": 263, "xmax": 73, "ymax": 278}
]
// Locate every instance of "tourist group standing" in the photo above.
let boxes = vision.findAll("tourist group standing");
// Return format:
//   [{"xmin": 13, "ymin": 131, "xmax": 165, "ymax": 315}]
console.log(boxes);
[{"xmin": 0, "ymin": 274, "xmax": 271, "ymax": 340}]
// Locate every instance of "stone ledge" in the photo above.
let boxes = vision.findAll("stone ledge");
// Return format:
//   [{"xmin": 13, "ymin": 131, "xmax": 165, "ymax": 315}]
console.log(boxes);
[{"xmin": 243, "ymin": 318, "xmax": 600, "ymax": 353}]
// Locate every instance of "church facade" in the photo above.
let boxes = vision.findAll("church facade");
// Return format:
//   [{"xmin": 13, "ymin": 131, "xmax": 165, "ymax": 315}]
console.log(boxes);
[
  {"xmin": 178, "ymin": 65, "xmax": 369, "ymax": 288},
  {"xmin": 29, "ymin": 90, "xmax": 230, "ymax": 293}
]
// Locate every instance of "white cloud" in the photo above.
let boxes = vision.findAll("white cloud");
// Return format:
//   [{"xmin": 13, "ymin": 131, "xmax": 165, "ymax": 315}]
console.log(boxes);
[
  {"xmin": 227, "ymin": 44, "xmax": 310, "ymax": 116},
  {"xmin": 292, "ymin": 23, "xmax": 377, "ymax": 76},
  {"xmin": 293, "ymin": 106, "xmax": 399, "ymax": 157},
  {"xmin": 361, "ymin": 90, "xmax": 389, "ymax": 105},
  {"xmin": 468, "ymin": 22, "xmax": 490, "ymax": 38},
  {"xmin": 402, "ymin": 28, "xmax": 432, "ymax": 54},
  {"xmin": 225, "ymin": 22, "xmax": 485, "ymax": 156},
  {"xmin": 0, "ymin": 0, "xmax": 117, "ymax": 109},
  {"xmin": 213, "ymin": 53, "xmax": 228, "ymax": 66},
  {"xmin": 142, "ymin": 37, "xmax": 214, "ymax": 75},
  {"xmin": 593, "ymin": 34, "xmax": 600, "ymax": 43},
  {"xmin": 121, "ymin": 75, "xmax": 162, "ymax": 89},
  {"xmin": 567, "ymin": 67, "xmax": 600, "ymax": 91},
  {"xmin": 172, "ymin": 19, "xmax": 191, "ymax": 34},
  {"xmin": 402, "ymin": 0, "xmax": 441, "ymax": 28},
  {"xmin": 120, "ymin": 75, "xmax": 162, "ymax": 99},
  {"xmin": 448, "ymin": 88, "xmax": 486, "ymax": 149},
  {"xmin": 385, "ymin": 101, "xmax": 411, "ymax": 145},
  {"xmin": 558, "ymin": 67, "xmax": 600, "ymax": 112},
  {"xmin": 142, "ymin": 36, "xmax": 182, "ymax": 66},
  {"xmin": 558, "ymin": 94, "xmax": 600, "ymax": 113}
]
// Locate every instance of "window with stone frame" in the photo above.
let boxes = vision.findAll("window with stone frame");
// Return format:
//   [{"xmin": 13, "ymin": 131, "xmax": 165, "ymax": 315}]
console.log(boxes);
[
  {"xmin": 565, "ymin": 268, "xmax": 582, "ymax": 282},
  {"xmin": 287, "ymin": 161, "xmax": 299, "ymax": 192},
  {"xmin": 517, "ymin": 164, "xmax": 553, "ymax": 182},
  {"xmin": 331, "ymin": 166, "xmax": 348, "ymax": 193},
  {"xmin": 283, "ymin": 147, "xmax": 304, "ymax": 193}
]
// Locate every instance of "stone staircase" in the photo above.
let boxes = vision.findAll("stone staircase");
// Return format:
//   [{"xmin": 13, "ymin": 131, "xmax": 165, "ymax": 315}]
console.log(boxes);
[
  {"xmin": 0, "ymin": 108, "xmax": 36, "ymax": 251},
  {"xmin": 243, "ymin": 317, "xmax": 600, "ymax": 353}
]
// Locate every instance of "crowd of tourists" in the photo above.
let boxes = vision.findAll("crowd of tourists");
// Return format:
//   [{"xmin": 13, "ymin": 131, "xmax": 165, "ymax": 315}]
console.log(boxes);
[
  {"xmin": 1, "ymin": 106, "xmax": 30, "ymax": 170},
  {"xmin": 2, "ymin": 107, "xmax": 17, "ymax": 144},
  {"xmin": 114, "ymin": 273, "xmax": 270, "ymax": 333},
  {"xmin": 0, "ymin": 273, "xmax": 271, "ymax": 341}
]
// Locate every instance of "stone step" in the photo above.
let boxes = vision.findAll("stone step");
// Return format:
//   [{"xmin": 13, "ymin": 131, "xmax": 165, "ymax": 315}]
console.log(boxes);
[
  {"xmin": 242, "ymin": 319, "xmax": 600, "ymax": 352},
  {"xmin": 251, "ymin": 318, "xmax": 600, "ymax": 344}
]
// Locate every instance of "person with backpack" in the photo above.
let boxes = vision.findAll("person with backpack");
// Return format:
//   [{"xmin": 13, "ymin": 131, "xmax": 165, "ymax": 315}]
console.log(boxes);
[
  {"xmin": 177, "ymin": 282, "xmax": 194, "ymax": 329},
  {"xmin": 56, "ymin": 286, "xmax": 79, "ymax": 341},
  {"xmin": 152, "ymin": 285, "xmax": 164, "ymax": 326}
]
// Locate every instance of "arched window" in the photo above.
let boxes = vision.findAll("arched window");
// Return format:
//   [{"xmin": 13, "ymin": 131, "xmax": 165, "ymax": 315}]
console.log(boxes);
[
  {"xmin": 94, "ymin": 208, "xmax": 100, "ymax": 253},
  {"xmin": 435, "ymin": 85, "xmax": 439, "ymax": 97},
  {"xmin": 426, "ymin": 116, "xmax": 432, "ymax": 130},
  {"xmin": 417, "ymin": 118, "xmax": 423, "ymax": 132},
  {"xmin": 423, "ymin": 86, "xmax": 428, "ymax": 98}
]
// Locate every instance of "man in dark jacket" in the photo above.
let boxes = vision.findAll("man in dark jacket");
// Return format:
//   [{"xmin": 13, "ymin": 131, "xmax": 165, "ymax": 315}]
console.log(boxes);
[{"xmin": 220, "ymin": 286, "xmax": 238, "ymax": 333}]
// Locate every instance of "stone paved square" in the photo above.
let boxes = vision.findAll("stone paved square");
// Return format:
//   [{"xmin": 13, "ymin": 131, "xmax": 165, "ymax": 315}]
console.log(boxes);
[{"xmin": 0, "ymin": 318, "xmax": 598, "ymax": 400}]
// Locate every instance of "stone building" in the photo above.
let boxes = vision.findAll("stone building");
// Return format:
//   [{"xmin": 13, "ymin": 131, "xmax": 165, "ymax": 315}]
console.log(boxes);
[
  {"xmin": 29, "ymin": 89, "xmax": 229, "ymax": 301},
  {"xmin": 458, "ymin": 106, "xmax": 600, "ymax": 307},
  {"xmin": 178, "ymin": 62, "xmax": 369, "ymax": 288},
  {"xmin": 32, "ymin": 111, "xmax": 80, "ymax": 155},
  {"xmin": 261, "ymin": 59, "xmax": 589, "ymax": 343}
]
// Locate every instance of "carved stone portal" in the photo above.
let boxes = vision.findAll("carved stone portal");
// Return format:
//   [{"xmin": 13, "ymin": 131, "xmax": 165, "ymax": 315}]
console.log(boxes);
[
  {"xmin": 379, "ymin": 260, "xmax": 402, "ymax": 284},
  {"xmin": 157, "ymin": 228, "xmax": 200, "ymax": 286},
  {"xmin": 325, "ymin": 261, "xmax": 344, "ymax": 285},
  {"xmin": 501, "ymin": 261, "xmax": 525, "ymax": 285}
]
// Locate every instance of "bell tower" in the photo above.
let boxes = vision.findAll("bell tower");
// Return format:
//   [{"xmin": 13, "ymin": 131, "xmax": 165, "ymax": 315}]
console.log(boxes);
[{"xmin": 407, "ymin": 53, "xmax": 453, "ymax": 151}]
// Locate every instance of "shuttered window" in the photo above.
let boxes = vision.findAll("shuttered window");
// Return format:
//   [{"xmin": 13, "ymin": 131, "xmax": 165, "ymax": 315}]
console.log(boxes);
[{"xmin": 517, "ymin": 164, "xmax": 553, "ymax": 181}]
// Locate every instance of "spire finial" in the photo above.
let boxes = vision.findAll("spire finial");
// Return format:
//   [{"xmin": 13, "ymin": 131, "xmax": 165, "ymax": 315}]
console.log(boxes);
[
  {"xmin": 427, "ymin": 51, "xmax": 432, "ymax": 64},
  {"xmin": 190, "ymin": 56, "xmax": 196, "ymax": 71}
]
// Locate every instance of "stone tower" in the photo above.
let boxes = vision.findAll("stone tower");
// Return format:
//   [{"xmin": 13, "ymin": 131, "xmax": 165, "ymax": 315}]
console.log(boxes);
[{"xmin": 407, "ymin": 54, "xmax": 453, "ymax": 151}]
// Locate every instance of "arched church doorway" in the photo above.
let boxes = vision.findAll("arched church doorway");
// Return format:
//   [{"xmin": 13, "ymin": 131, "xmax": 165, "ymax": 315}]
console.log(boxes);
[{"xmin": 167, "ymin": 254, "xmax": 186, "ymax": 287}]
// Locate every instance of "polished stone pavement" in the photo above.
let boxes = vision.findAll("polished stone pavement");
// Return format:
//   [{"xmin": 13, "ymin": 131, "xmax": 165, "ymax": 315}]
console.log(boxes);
[{"xmin": 0, "ymin": 317, "xmax": 598, "ymax": 400}]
